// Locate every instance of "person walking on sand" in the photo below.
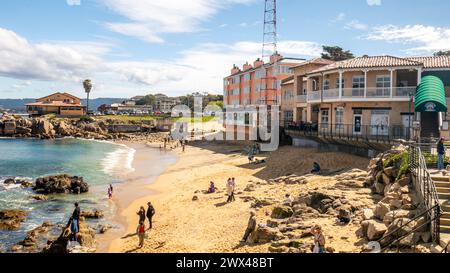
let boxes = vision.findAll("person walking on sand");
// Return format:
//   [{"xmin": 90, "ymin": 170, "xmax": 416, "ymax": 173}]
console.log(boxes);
[
  {"xmin": 226, "ymin": 178, "xmax": 233, "ymax": 203},
  {"xmin": 137, "ymin": 206, "xmax": 146, "ymax": 224},
  {"xmin": 240, "ymin": 210, "xmax": 257, "ymax": 243},
  {"xmin": 312, "ymin": 225, "xmax": 326, "ymax": 253},
  {"xmin": 136, "ymin": 221, "xmax": 146, "ymax": 248},
  {"xmin": 70, "ymin": 202, "xmax": 81, "ymax": 241},
  {"xmin": 437, "ymin": 137, "xmax": 446, "ymax": 171},
  {"xmin": 146, "ymin": 202, "xmax": 155, "ymax": 230}
]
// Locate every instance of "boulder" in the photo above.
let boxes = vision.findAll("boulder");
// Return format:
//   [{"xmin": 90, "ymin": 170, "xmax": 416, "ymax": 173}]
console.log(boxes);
[
  {"xmin": 80, "ymin": 210, "xmax": 104, "ymax": 219},
  {"xmin": 3, "ymin": 121, "xmax": 16, "ymax": 135},
  {"xmin": 363, "ymin": 209, "xmax": 374, "ymax": 220},
  {"xmin": 32, "ymin": 195, "xmax": 48, "ymax": 201},
  {"xmin": 271, "ymin": 206, "xmax": 294, "ymax": 219},
  {"xmin": 0, "ymin": 210, "xmax": 28, "ymax": 230},
  {"xmin": 383, "ymin": 210, "xmax": 414, "ymax": 225},
  {"xmin": 384, "ymin": 167, "xmax": 398, "ymax": 179},
  {"xmin": 253, "ymin": 226, "xmax": 284, "ymax": 243},
  {"xmin": 31, "ymin": 119, "xmax": 55, "ymax": 137},
  {"xmin": 374, "ymin": 202, "xmax": 390, "ymax": 220},
  {"xmin": 33, "ymin": 174, "xmax": 89, "ymax": 195},
  {"xmin": 15, "ymin": 126, "xmax": 32, "ymax": 135},
  {"xmin": 396, "ymin": 175, "xmax": 411, "ymax": 187},
  {"xmin": 43, "ymin": 219, "xmax": 95, "ymax": 253},
  {"xmin": 367, "ymin": 220, "xmax": 387, "ymax": 241}
]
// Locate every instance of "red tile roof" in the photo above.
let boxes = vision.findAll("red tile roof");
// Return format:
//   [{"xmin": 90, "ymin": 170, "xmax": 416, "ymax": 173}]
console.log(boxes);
[
  {"xmin": 407, "ymin": 56, "xmax": 450, "ymax": 69},
  {"xmin": 26, "ymin": 101, "xmax": 85, "ymax": 107},
  {"xmin": 308, "ymin": 55, "xmax": 424, "ymax": 74},
  {"xmin": 291, "ymin": 58, "xmax": 335, "ymax": 68}
]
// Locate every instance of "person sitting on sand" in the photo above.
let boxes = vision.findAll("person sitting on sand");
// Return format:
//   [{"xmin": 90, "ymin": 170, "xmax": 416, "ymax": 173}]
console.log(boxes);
[
  {"xmin": 283, "ymin": 194, "xmax": 294, "ymax": 206},
  {"xmin": 311, "ymin": 162, "xmax": 321, "ymax": 174},
  {"xmin": 137, "ymin": 206, "xmax": 146, "ymax": 224},
  {"xmin": 208, "ymin": 181, "xmax": 217, "ymax": 194},
  {"xmin": 312, "ymin": 225, "xmax": 326, "ymax": 253},
  {"xmin": 136, "ymin": 221, "xmax": 146, "ymax": 248},
  {"xmin": 241, "ymin": 210, "xmax": 257, "ymax": 243}
]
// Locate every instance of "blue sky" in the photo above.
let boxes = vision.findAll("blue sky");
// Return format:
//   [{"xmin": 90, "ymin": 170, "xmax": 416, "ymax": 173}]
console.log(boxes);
[{"xmin": 1, "ymin": 0, "xmax": 450, "ymax": 98}]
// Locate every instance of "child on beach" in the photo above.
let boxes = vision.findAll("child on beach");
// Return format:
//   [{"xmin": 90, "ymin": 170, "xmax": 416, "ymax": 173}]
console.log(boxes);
[
  {"xmin": 208, "ymin": 181, "xmax": 216, "ymax": 193},
  {"xmin": 136, "ymin": 221, "xmax": 146, "ymax": 248}
]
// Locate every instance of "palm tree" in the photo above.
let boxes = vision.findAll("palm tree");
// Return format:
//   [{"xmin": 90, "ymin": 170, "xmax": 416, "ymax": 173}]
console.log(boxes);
[{"xmin": 83, "ymin": 79, "xmax": 93, "ymax": 115}]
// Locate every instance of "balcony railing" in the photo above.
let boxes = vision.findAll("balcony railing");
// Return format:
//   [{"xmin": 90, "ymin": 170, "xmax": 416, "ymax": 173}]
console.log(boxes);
[
  {"xmin": 286, "ymin": 123, "xmax": 412, "ymax": 142},
  {"xmin": 306, "ymin": 86, "xmax": 416, "ymax": 103},
  {"xmin": 307, "ymin": 91, "xmax": 321, "ymax": 102},
  {"xmin": 296, "ymin": 95, "xmax": 307, "ymax": 103}
]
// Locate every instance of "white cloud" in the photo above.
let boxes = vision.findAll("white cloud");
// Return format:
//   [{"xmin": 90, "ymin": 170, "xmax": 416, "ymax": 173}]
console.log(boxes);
[
  {"xmin": 345, "ymin": 20, "xmax": 368, "ymax": 30},
  {"xmin": 66, "ymin": 0, "xmax": 81, "ymax": 6},
  {"xmin": 101, "ymin": 0, "xmax": 256, "ymax": 43},
  {"xmin": 366, "ymin": 24, "xmax": 450, "ymax": 54},
  {"xmin": 0, "ymin": 27, "xmax": 321, "ymax": 97},
  {"xmin": 367, "ymin": 0, "xmax": 381, "ymax": 6},
  {"xmin": 0, "ymin": 27, "xmax": 108, "ymax": 82}
]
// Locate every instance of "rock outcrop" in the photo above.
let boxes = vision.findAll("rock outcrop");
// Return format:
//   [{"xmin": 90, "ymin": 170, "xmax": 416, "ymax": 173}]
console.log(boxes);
[
  {"xmin": 42, "ymin": 219, "xmax": 96, "ymax": 253},
  {"xmin": 0, "ymin": 210, "xmax": 28, "ymax": 230},
  {"xmin": 358, "ymin": 144, "xmax": 429, "ymax": 249},
  {"xmin": 33, "ymin": 174, "xmax": 89, "ymax": 194}
]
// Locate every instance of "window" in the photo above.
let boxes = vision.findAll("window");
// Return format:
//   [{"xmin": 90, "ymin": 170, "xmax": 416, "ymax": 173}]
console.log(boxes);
[
  {"xmin": 232, "ymin": 76, "xmax": 240, "ymax": 84},
  {"xmin": 376, "ymin": 75, "xmax": 391, "ymax": 96},
  {"xmin": 232, "ymin": 88, "xmax": 240, "ymax": 95},
  {"xmin": 255, "ymin": 69, "xmax": 266, "ymax": 79},
  {"xmin": 321, "ymin": 109, "xmax": 329, "ymax": 129},
  {"xmin": 352, "ymin": 76, "xmax": 365, "ymax": 96},
  {"xmin": 284, "ymin": 111, "xmax": 293, "ymax": 123},
  {"xmin": 244, "ymin": 74, "xmax": 251, "ymax": 81},
  {"xmin": 324, "ymin": 79, "xmax": 330, "ymax": 90},
  {"xmin": 335, "ymin": 78, "xmax": 345, "ymax": 89},
  {"xmin": 244, "ymin": 86, "xmax": 251, "ymax": 93},
  {"xmin": 278, "ymin": 66, "xmax": 293, "ymax": 74},
  {"xmin": 284, "ymin": 90, "xmax": 293, "ymax": 100},
  {"xmin": 273, "ymin": 80, "xmax": 281, "ymax": 89},
  {"xmin": 335, "ymin": 108, "xmax": 344, "ymax": 130},
  {"xmin": 256, "ymin": 85, "xmax": 261, "ymax": 92}
]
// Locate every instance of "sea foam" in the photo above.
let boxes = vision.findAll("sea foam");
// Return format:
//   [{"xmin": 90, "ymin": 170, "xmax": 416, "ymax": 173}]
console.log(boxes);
[{"xmin": 101, "ymin": 144, "xmax": 136, "ymax": 177}]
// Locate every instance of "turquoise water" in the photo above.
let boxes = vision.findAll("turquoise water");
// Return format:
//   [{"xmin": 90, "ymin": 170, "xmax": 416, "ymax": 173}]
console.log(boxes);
[{"xmin": 0, "ymin": 138, "xmax": 135, "ymax": 252}]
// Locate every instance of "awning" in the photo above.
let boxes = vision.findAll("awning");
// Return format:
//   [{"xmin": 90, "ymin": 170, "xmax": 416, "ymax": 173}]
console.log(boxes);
[{"xmin": 415, "ymin": 75, "xmax": 447, "ymax": 112}]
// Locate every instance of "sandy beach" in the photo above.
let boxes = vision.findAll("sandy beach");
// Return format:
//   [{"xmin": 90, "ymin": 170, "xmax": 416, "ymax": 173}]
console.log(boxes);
[{"xmin": 105, "ymin": 141, "xmax": 372, "ymax": 253}]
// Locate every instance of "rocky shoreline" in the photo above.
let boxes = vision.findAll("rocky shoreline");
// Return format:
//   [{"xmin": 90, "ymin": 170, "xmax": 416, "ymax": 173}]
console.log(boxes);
[
  {"xmin": 0, "ymin": 174, "xmax": 112, "ymax": 253},
  {"xmin": 0, "ymin": 114, "xmax": 171, "ymax": 143}
]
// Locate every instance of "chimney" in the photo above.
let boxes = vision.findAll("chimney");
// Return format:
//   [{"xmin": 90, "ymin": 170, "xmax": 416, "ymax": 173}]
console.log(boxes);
[
  {"xmin": 231, "ymin": 64, "xmax": 240, "ymax": 75},
  {"xmin": 253, "ymin": 58, "xmax": 264, "ymax": 68},
  {"xmin": 243, "ymin": 62, "xmax": 253, "ymax": 71},
  {"xmin": 270, "ymin": 52, "xmax": 283, "ymax": 64}
]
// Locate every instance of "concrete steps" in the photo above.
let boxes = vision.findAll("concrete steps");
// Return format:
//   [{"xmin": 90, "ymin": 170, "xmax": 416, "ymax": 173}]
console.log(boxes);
[{"xmin": 431, "ymin": 173, "xmax": 450, "ymax": 250}]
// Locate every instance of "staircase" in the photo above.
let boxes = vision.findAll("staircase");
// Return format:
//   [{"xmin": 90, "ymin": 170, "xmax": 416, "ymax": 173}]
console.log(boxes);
[{"xmin": 429, "ymin": 173, "xmax": 450, "ymax": 250}]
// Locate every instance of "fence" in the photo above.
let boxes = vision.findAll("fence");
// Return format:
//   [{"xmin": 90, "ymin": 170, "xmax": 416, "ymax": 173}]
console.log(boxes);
[{"xmin": 286, "ymin": 123, "xmax": 412, "ymax": 142}]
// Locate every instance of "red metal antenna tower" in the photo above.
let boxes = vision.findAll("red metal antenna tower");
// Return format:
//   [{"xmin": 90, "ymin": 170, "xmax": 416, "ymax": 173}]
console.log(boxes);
[{"xmin": 262, "ymin": 0, "xmax": 277, "ymax": 62}]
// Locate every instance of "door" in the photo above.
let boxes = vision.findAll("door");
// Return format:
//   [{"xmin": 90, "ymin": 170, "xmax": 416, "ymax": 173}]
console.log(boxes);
[
  {"xmin": 353, "ymin": 114, "xmax": 362, "ymax": 135},
  {"xmin": 402, "ymin": 115, "xmax": 413, "ymax": 139},
  {"xmin": 421, "ymin": 112, "xmax": 440, "ymax": 138},
  {"xmin": 371, "ymin": 111, "xmax": 390, "ymax": 136}
]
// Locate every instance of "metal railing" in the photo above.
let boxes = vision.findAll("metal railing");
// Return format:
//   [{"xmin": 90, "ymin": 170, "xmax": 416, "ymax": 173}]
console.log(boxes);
[
  {"xmin": 286, "ymin": 123, "xmax": 412, "ymax": 142},
  {"xmin": 375, "ymin": 145, "xmax": 442, "ymax": 252},
  {"xmin": 409, "ymin": 145, "xmax": 442, "ymax": 242}
]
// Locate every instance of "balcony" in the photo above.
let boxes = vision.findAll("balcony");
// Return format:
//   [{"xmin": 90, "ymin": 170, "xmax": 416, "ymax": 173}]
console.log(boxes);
[
  {"xmin": 296, "ymin": 95, "xmax": 307, "ymax": 103},
  {"xmin": 307, "ymin": 86, "xmax": 416, "ymax": 103},
  {"xmin": 307, "ymin": 91, "xmax": 321, "ymax": 103}
]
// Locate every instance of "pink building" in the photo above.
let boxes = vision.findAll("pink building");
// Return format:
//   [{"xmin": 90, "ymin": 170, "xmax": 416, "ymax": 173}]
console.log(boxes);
[{"xmin": 223, "ymin": 53, "xmax": 305, "ymax": 107}]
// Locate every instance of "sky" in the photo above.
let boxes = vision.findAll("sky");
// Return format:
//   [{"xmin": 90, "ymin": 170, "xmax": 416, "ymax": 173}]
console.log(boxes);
[{"xmin": 1, "ymin": 0, "xmax": 450, "ymax": 99}]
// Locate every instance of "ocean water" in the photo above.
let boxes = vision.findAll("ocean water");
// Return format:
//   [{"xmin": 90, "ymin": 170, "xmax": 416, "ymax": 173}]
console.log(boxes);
[{"xmin": 0, "ymin": 138, "xmax": 136, "ymax": 252}]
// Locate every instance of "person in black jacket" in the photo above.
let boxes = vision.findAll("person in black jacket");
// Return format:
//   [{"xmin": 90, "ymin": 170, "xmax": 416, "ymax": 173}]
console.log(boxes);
[
  {"xmin": 70, "ymin": 202, "xmax": 81, "ymax": 241},
  {"xmin": 146, "ymin": 202, "xmax": 155, "ymax": 230},
  {"xmin": 438, "ymin": 137, "xmax": 446, "ymax": 171},
  {"xmin": 137, "ymin": 206, "xmax": 146, "ymax": 224}
]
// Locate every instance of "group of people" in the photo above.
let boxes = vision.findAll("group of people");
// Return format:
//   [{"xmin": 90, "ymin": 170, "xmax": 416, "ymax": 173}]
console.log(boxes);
[
  {"xmin": 226, "ymin": 178, "xmax": 236, "ymax": 203},
  {"xmin": 136, "ymin": 202, "xmax": 156, "ymax": 248},
  {"xmin": 161, "ymin": 136, "xmax": 186, "ymax": 152}
]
